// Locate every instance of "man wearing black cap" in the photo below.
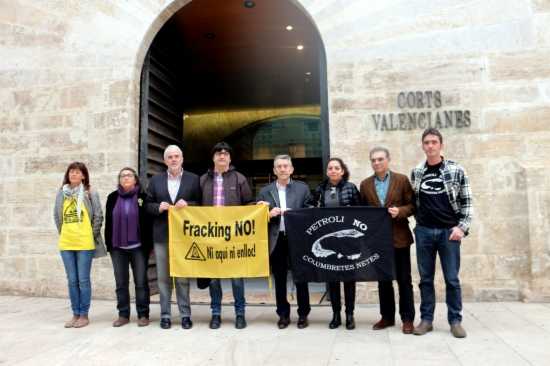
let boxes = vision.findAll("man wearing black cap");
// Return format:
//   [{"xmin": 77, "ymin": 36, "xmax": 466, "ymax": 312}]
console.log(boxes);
[{"xmin": 200, "ymin": 142, "xmax": 253, "ymax": 329}]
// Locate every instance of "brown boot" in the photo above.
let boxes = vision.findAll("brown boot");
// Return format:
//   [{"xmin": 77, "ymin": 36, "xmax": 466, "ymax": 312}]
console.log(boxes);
[
  {"xmin": 402, "ymin": 321, "xmax": 414, "ymax": 334},
  {"xmin": 64, "ymin": 315, "xmax": 79, "ymax": 328},
  {"xmin": 413, "ymin": 320, "xmax": 433, "ymax": 335},
  {"xmin": 372, "ymin": 318, "xmax": 395, "ymax": 330},
  {"xmin": 450, "ymin": 323, "xmax": 467, "ymax": 338},
  {"xmin": 137, "ymin": 317, "xmax": 150, "ymax": 327},
  {"xmin": 112, "ymin": 317, "xmax": 130, "ymax": 327},
  {"xmin": 74, "ymin": 315, "xmax": 90, "ymax": 328}
]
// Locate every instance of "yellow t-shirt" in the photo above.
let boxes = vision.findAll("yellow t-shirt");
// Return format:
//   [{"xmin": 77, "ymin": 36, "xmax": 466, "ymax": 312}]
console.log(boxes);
[{"xmin": 58, "ymin": 197, "xmax": 95, "ymax": 251}]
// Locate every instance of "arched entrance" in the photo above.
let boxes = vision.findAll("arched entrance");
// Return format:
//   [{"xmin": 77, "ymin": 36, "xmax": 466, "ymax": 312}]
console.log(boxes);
[{"xmin": 138, "ymin": 0, "xmax": 329, "ymax": 303}]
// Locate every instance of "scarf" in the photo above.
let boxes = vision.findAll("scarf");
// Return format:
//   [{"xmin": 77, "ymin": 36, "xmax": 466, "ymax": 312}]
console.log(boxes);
[
  {"xmin": 62, "ymin": 183, "xmax": 84, "ymax": 220},
  {"xmin": 112, "ymin": 185, "xmax": 140, "ymax": 248}
]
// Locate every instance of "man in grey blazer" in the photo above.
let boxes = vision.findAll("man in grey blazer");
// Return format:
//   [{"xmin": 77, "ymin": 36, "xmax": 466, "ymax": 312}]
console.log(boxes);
[
  {"xmin": 145, "ymin": 145, "xmax": 201, "ymax": 330},
  {"xmin": 257, "ymin": 154, "xmax": 312, "ymax": 329}
]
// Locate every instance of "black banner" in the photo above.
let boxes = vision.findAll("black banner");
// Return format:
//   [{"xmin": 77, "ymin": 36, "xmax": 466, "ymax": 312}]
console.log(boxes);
[{"xmin": 285, "ymin": 207, "xmax": 394, "ymax": 283}]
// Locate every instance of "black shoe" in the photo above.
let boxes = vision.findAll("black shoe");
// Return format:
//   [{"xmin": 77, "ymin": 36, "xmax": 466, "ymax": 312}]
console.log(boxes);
[
  {"xmin": 209, "ymin": 315, "xmax": 221, "ymax": 329},
  {"xmin": 160, "ymin": 318, "xmax": 171, "ymax": 329},
  {"xmin": 345, "ymin": 314, "xmax": 355, "ymax": 330},
  {"xmin": 235, "ymin": 315, "xmax": 247, "ymax": 329},
  {"xmin": 277, "ymin": 316, "xmax": 290, "ymax": 329},
  {"xmin": 329, "ymin": 313, "xmax": 341, "ymax": 329},
  {"xmin": 297, "ymin": 316, "xmax": 308, "ymax": 329},
  {"xmin": 181, "ymin": 317, "xmax": 193, "ymax": 329}
]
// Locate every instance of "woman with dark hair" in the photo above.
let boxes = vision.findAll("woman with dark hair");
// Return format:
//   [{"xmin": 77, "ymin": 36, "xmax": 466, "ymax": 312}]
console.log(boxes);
[
  {"xmin": 53, "ymin": 161, "xmax": 106, "ymax": 328},
  {"xmin": 104, "ymin": 167, "xmax": 152, "ymax": 327},
  {"xmin": 312, "ymin": 157, "xmax": 361, "ymax": 330}
]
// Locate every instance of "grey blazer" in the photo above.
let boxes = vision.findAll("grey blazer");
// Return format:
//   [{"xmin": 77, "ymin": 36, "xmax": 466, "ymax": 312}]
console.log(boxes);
[
  {"xmin": 53, "ymin": 188, "xmax": 107, "ymax": 258},
  {"xmin": 256, "ymin": 180, "xmax": 312, "ymax": 254}
]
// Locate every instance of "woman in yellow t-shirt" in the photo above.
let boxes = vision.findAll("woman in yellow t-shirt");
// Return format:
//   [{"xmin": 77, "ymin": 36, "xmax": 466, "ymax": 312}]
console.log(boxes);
[{"xmin": 53, "ymin": 162, "xmax": 106, "ymax": 328}]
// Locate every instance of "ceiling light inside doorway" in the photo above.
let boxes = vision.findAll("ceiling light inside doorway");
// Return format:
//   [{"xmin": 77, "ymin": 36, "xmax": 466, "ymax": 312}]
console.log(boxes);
[
  {"xmin": 286, "ymin": 25, "xmax": 293, "ymax": 31},
  {"xmin": 244, "ymin": 1, "xmax": 255, "ymax": 8},
  {"xmin": 297, "ymin": 44, "xmax": 304, "ymax": 50}
]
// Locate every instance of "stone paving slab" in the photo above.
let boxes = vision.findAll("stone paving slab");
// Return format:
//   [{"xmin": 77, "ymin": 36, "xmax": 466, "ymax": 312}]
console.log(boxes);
[{"xmin": 0, "ymin": 296, "xmax": 549, "ymax": 365}]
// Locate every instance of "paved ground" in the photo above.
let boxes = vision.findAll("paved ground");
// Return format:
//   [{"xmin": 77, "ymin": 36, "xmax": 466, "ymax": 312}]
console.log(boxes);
[{"xmin": 1, "ymin": 296, "xmax": 549, "ymax": 365}]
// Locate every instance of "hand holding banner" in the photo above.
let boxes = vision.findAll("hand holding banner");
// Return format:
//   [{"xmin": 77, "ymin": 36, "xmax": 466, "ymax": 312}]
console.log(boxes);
[
  {"xmin": 285, "ymin": 207, "xmax": 395, "ymax": 283},
  {"xmin": 168, "ymin": 205, "xmax": 269, "ymax": 278}
]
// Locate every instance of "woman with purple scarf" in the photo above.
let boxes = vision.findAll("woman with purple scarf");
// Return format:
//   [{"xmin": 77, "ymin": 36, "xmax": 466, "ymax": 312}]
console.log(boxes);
[{"xmin": 104, "ymin": 167, "xmax": 153, "ymax": 327}]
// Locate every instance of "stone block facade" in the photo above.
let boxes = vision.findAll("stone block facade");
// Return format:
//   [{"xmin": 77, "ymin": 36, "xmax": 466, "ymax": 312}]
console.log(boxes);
[{"xmin": 1, "ymin": 0, "xmax": 549, "ymax": 302}]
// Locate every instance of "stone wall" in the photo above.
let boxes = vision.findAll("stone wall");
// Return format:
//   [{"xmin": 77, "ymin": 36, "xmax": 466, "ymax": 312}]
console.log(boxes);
[
  {"xmin": 1, "ymin": 0, "xmax": 549, "ymax": 302},
  {"xmin": 320, "ymin": 0, "xmax": 550, "ymax": 301}
]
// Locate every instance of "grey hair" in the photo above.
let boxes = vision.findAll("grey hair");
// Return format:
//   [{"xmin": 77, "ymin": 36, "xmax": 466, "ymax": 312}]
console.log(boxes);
[
  {"xmin": 273, "ymin": 154, "xmax": 293, "ymax": 167},
  {"xmin": 369, "ymin": 146, "xmax": 391, "ymax": 160},
  {"xmin": 163, "ymin": 145, "xmax": 183, "ymax": 160}
]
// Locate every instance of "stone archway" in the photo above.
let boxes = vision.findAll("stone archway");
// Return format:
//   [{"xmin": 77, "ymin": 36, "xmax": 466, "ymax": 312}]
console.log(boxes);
[
  {"xmin": 133, "ymin": 0, "xmax": 330, "ymax": 303},
  {"xmin": 134, "ymin": 0, "xmax": 330, "ymax": 182}
]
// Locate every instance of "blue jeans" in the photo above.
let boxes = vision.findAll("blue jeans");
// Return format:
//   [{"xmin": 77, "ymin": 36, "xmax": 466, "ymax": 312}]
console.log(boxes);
[
  {"xmin": 415, "ymin": 225, "xmax": 462, "ymax": 324},
  {"xmin": 209, "ymin": 278, "xmax": 245, "ymax": 316},
  {"xmin": 60, "ymin": 250, "xmax": 94, "ymax": 316}
]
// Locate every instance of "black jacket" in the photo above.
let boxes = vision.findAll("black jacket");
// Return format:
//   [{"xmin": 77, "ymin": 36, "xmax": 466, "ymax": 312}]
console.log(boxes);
[
  {"xmin": 145, "ymin": 170, "xmax": 201, "ymax": 244},
  {"xmin": 104, "ymin": 190, "xmax": 153, "ymax": 255},
  {"xmin": 256, "ymin": 180, "xmax": 312, "ymax": 254},
  {"xmin": 311, "ymin": 179, "xmax": 361, "ymax": 207},
  {"xmin": 200, "ymin": 166, "xmax": 253, "ymax": 206}
]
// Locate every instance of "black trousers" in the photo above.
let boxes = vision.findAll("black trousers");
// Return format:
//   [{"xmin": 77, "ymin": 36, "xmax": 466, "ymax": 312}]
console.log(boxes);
[
  {"xmin": 328, "ymin": 281, "xmax": 356, "ymax": 315},
  {"xmin": 110, "ymin": 247, "xmax": 150, "ymax": 319},
  {"xmin": 378, "ymin": 246, "xmax": 415, "ymax": 322},
  {"xmin": 270, "ymin": 233, "xmax": 311, "ymax": 317}
]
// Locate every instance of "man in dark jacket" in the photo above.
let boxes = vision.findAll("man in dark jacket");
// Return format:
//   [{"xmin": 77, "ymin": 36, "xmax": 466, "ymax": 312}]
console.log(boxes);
[
  {"xmin": 360, "ymin": 146, "xmax": 415, "ymax": 334},
  {"xmin": 200, "ymin": 142, "xmax": 253, "ymax": 329},
  {"xmin": 145, "ymin": 145, "xmax": 201, "ymax": 330},
  {"xmin": 257, "ymin": 154, "xmax": 312, "ymax": 329}
]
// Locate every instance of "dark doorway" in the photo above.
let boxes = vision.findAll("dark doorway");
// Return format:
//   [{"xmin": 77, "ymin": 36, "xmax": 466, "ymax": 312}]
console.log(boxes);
[
  {"xmin": 139, "ymin": 0, "xmax": 329, "ymax": 302},
  {"xmin": 140, "ymin": 0, "xmax": 328, "ymax": 187}
]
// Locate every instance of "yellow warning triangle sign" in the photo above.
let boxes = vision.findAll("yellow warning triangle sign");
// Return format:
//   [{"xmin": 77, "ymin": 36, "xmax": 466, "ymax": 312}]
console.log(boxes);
[{"xmin": 185, "ymin": 242, "xmax": 206, "ymax": 261}]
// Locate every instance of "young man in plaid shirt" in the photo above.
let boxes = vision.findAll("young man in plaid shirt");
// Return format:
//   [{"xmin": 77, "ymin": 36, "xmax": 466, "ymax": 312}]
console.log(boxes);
[{"xmin": 411, "ymin": 128, "xmax": 473, "ymax": 338}]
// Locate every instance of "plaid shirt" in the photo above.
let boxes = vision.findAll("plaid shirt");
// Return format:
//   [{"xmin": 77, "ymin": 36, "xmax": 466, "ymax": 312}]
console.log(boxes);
[
  {"xmin": 213, "ymin": 173, "xmax": 224, "ymax": 206},
  {"xmin": 410, "ymin": 158, "xmax": 473, "ymax": 234}
]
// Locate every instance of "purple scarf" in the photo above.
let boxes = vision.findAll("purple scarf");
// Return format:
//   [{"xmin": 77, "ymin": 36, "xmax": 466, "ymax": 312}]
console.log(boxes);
[{"xmin": 112, "ymin": 185, "xmax": 140, "ymax": 248}]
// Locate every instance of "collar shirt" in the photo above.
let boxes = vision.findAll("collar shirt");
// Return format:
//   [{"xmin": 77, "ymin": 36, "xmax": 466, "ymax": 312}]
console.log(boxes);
[
  {"xmin": 375, "ymin": 171, "xmax": 391, "ymax": 206},
  {"xmin": 276, "ymin": 181, "xmax": 288, "ymax": 232},
  {"xmin": 167, "ymin": 168, "xmax": 183, "ymax": 203}
]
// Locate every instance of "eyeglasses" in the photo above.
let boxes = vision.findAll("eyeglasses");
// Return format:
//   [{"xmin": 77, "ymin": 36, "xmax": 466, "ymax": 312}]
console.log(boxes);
[
  {"xmin": 119, "ymin": 173, "xmax": 135, "ymax": 178},
  {"xmin": 370, "ymin": 157, "xmax": 386, "ymax": 163}
]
